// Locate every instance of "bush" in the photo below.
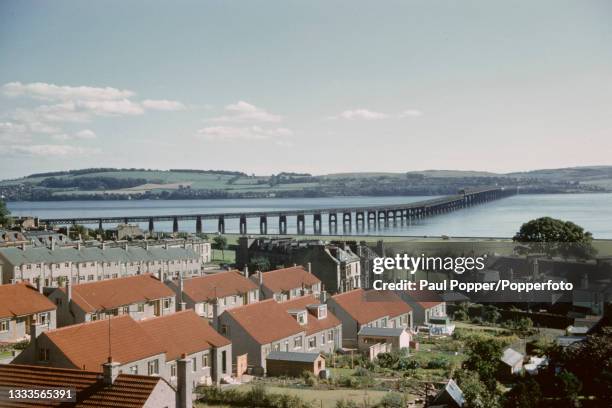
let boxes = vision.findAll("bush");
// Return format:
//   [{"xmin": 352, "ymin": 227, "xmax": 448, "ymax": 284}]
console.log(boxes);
[
  {"xmin": 396, "ymin": 357, "xmax": 419, "ymax": 370},
  {"xmin": 426, "ymin": 357, "xmax": 450, "ymax": 370},
  {"xmin": 301, "ymin": 370, "xmax": 317, "ymax": 386},
  {"xmin": 378, "ymin": 393, "xmax": 405, "ymax": 408},
  {"xmin": 336, "ymin": 400, "xmax": 359, "ymax": 408},
  {"xmin": 376, "ymin": 352, "xmax": 399, "ymax": 369}
]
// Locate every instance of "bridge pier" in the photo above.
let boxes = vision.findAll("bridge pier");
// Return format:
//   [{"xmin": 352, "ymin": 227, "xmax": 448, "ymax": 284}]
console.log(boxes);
[
  {"xmin": 149, "ymin": 218, "xmax": 155, "ymax": 234},
  {"xmin": 172, "ymin": 217, "xmax": 179, "ymax": 233},
  {"xmin": 218, "ymin": 216, "xmax": 225, "ymax": 234},
  {"xmin": 98, "ymin": 219, "xmax": 103, "ymax": 232},
  {"xmin": 297, "ymin": 214, "xmax": 306, "ymax": 235},
  {"xmin": 313, "ymin": 213, "xmax": 322, "ymax": 235},
  {"xmin": 239, "ymin": 216, "xmax": 247, "ymax": 235},
  {"xmin": 195, "ymin": 216, "xmax": 202, "ymax": 234},
  {"xmin": 279, "ymin": 215, "xmax": 287, "ymax": 235},
  {"xmin": 259, "ymin": 216, "xmax": 267, "ymax": 235}
]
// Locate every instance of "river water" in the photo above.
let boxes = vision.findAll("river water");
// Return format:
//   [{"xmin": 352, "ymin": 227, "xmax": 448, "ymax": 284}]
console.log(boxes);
[{"xmin": 7, "ymin": 193, "xmax": 612, "ymax": 239}]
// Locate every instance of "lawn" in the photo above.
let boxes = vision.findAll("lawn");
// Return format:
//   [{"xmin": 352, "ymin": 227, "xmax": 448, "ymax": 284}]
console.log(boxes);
[
  {"xmin": 210, "ymin": 249, "xmax": 236, "ymax": 264},
  {"xmin": 196, "ymin": 384, "xmax": 393, "ymax": 408}
]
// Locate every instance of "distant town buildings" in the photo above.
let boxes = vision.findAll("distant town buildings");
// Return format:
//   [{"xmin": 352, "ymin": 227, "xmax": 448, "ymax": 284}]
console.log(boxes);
[{"xmin": 237, "ymin": 237, "xmax": 362, "ymax": 293}]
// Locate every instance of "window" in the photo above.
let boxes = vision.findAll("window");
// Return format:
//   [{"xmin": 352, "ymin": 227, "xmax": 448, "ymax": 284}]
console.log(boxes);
[
  {"xmin": 137, "ymin": 303, "xmax": 145, "ymax": 313},
  {"xmin": 321, "ymin": 334, "xmax": 325, "ymax": 345},
  {"xmin": 38, "ymin": 348, "xmax": 49, "ymax": 362},
  {"xmin": 221, "ymin": 325, "xmax": 230, "ymax": 336},
  {"xmin": 381, "ymin": 318, "xmax": 388, "ymax": 328},
  {"xmin": 0, "ymin": 320, "xmax": 9, "ymax": 333},
  {"xmin": 170, "ymin": 364, "xmax": 176, "ymax": 377},
  {"xmin": 147, "ymin": 359, "xmax": 159, "ymax": 375},
  {"xmin": 163, "ymin": 298, "xmax": 171, "ymax": 310},
  {"xmin": 91, "ymin": 313, "xmax": 98, "ymax": 321},
  {"xmin": 122, "ymin": 306, "xmax": 129, "ymax": 314},
  {"xmin": 273, "ymin": 343, "xmax": 280, "ymax": 352},
  {"xmin": 327, "ymin": 331, "xmax": 334, "ymax": 342},
  {"xmin": 130, "ymin": 365, "xmax": 138, "ymax": 375},
  {"xmin": 297, "ymin": 312, "xmax": 306, "ymax": 325},
  {"xmin": 55, "ymin": 298, "xmax": 63, "ymax": 306},
  {"xmin": 39, "ymin": 312, "xmax": 49, "ymax": 325},
  {"xmin": 112, "ymin": 273, "xmax": 118, "ymax": 279},
  {"xmin": 192, "ymin": 357, "xmax": 197, "ymax": 372},
  {"xmin": 202, "ymin": 353, "xmax": 210, "ymax": 367},
  {"xmin": 308, "ymin": 337, "xmax": 316, "ymax": 349},
  {"xmin": 293, "ymin": 336, "xmax": 302, "ymax": 349}
]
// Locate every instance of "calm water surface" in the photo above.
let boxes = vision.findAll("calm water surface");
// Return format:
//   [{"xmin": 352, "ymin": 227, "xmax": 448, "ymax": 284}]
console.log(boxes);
[{"xmin": 7, "ymin": 194, "xmax": 612, "ymax": 239}]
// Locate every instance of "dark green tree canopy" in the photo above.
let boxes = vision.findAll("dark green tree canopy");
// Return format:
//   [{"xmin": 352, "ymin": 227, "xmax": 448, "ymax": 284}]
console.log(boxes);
[
  {"xmin": 513, "ymin": 217, "xmax": 595, "ymax": 259},
  {"xmin": 0, "ymin": 199, "xmax": 11, "ymax": 227}
]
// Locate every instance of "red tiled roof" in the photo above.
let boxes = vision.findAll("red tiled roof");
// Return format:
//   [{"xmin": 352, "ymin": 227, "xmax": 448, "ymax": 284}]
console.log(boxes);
[
  {"xmin": 0, "ymin": 283, "xmax": 55, "ymax": 319},
  {"xmin": 59, "ymin": 274, "xmax": 174, "ymax": 313},
  {"xmin": 42, "ymin": 315, "xmax": 164, "ymax": 372},
  {"xmin": 260, "ymin": 266, "xmax": 321, "ymax": 293},
  {"xmin": 139, "ymin": 310, "xmax": 230, "ymax": 361},
  {"xmin": 331, "ymin": 289, "xmax": 412, "ymax": 325},
  {"xmin": 401, "ymin": 290, "xmax": 444, "ymax": 309},
  {"xmin": 280, "ymin": 295, "xmax": 341, "ymax": 336},
  {"xmin": 0, "ymin": 364, "xmax": 169, "ymax": 407},
  {"xmin": 225, "ymin": 299, "xmax": 303, "ymax": 345},
  {"xmin": 181, "ymin": 270, "xmax": 258, "ymax": 302}
]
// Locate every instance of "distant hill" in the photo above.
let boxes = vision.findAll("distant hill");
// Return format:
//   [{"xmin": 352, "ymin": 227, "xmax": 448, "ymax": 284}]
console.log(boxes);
[{"xmin": 1, "ymin": 166, "xmax": 610, "ymax": 201}]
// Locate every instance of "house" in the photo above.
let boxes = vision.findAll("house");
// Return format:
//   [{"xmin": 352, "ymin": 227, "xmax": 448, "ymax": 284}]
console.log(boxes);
[
  {"xmin": 328, "ymin": 289, "xmax": 412, "ymax": 348},
  {"xmin": 0, "ymin": 283, "xmax": 56, "ymax": 343},
  {"xmin": 398, "ymin": 290, "xmax": 446, "ymax": 326},
  {"xmin": 498, "ymin": 348, "xmax": 524, "ymax": 378},
  {"xmin": 49, "ymin": 274, "xmax": 176, "ymax": 327},
  {"xmin": 357, "ymin": 327, "xmax": 411, "ymax": 354},
  {"xmin": 266, "ymin": 351, "xmax": 325, "ymax": 378},
  {"xmin": 139, "ymin": 310, "xmax": 232, "ymax": 386},
  {"xmin": 0, "ymin": 244, "xmax": 202, "ymax": 287},
  {"xmin": 237, "ymin": 237, "xmax": 362, "ymax": 293},
  {"xmin": 428, "ymin": 316, "xmax": 456, "ymax": 336},
  {"xmin": 12, "ymin": 315, "xmax": 168, "ymax": 376},
  {"xmin": 0, "ymin": 363, "xmax": 182, "ymax": 408},
  {"xmin": 279, "ymin": 294, "xmax": 342, "ymax": 353},
  {"xmin": 255, "ymin": 265, "xmax": 322, "ymax": 301},
  {"xmin": 431, "ymin": 379, "xmax": 465, "ymax": 408},
  {"xmin": 166, "ymin": 270, "xmax": 259, "ymax": 328},
  {"xmin": 12, "ymin": 312, "xmax": 232, "ymax": 386}
]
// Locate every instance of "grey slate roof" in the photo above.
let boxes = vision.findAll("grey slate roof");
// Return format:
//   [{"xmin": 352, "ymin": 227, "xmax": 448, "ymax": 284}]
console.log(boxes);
[
  {"xmin": 0, "ymin": 246, "xmax": 199, "ymax": 266},
  {"xmin": 433, "ymin": 379, "xmax": 465, "ymax": 407},
  {"xmin": 358, "ymin": 326, "xmax": 406, "ymax": 337},
  {"xmin": 500, "ymin": 348, "xmax": 524, "ymax": 366},
  {"xmin": 266, "ymin": 351, "xmax": 322, "ymax": 363}
]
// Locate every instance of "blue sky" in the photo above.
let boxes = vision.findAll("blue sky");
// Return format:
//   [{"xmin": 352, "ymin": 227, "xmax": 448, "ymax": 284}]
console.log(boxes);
[{"xmin": 1, "ymin": 0, "xmax": 611, "ymax": 179}]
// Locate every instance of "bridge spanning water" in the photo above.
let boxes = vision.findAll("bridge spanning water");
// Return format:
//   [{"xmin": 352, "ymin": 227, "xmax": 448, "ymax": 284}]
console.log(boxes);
[{"xmin": 38, "ymin": 187, "xmax": 515, "ymax": 235}]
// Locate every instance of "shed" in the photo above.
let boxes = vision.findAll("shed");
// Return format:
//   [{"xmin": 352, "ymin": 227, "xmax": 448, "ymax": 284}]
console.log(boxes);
[
  {"xmin": 357, "ymin": 327, "xmax": 411, "ymax": 352},
  {"xmin": 431, "ymin": 379, "xmax": 465, "ymax": 407},
  {"xmin": 498, "ymin": 348, "xmax": 524, "ymax": 378},
  {"xmin": 265, "ymin": 352, "xmax": 325, "ymax": 377}
]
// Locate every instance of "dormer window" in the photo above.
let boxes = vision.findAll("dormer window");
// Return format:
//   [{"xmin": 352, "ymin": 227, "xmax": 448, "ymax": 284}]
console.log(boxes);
[
  {"xmin": 297, "ymin": 311, "xmax": 307, "ymax": 325},
  {"xmin": 318, "ymin": 305, "xmax": 327, "ymax": 319}
]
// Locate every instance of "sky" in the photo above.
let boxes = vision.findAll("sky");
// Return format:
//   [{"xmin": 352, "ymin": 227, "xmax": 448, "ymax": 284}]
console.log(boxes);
[{"xmin": 1, "ymin": 0, "xmax": 611, "ymax": 179}]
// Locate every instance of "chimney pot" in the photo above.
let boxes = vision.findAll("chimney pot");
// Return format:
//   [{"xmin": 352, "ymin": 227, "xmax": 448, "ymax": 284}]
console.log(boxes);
[
  {"xmin": 307, "ymin": 262, "xmax": 312, "ymax": 274},
  {"xmin": 102, "ymin": 359, "xmax": 121, "ymax": 386}
]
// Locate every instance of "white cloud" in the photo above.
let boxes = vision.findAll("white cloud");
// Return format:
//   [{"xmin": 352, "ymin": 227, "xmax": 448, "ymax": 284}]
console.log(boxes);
[
  {"xmin": 331, "ymin": 108, "xmax": 423, "ymax": 120},
  {"xmin": 337, "ymin": 109, "xmax": 389, "ymax": 120},
  {"xmin": 197, "ymin": 125, "xmax": 292, "ymax": 142},
  {"xmin": 76, "ymin": 99, "xmax": 144, "ymax": 116},
  {"xmin": 2, "ymin": 81, "xmax": 134, "ymax": 101},
  {"xmin": 74, "ymin": 129, "xmax": 96, "ymax": 139},
  {"xmin": 142, "ymin": 99, "xmax": 186, "ymax": 111},
  {"xmin": 208, "ymin": 101, "xmax": 282, "ymax": 123},
  {"xmin": 1, "ymin": 144, "xmax": 101, "ymax": 157},
  {"xmin": 398, "ymin": 109, "xmax": 423, "ymax": 118}
]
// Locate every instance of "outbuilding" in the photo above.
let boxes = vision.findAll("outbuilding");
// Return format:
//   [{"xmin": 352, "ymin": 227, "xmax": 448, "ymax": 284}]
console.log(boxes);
[{"xmin": 265, "ymin": 351, "xmax": 325, "ymax": 377}]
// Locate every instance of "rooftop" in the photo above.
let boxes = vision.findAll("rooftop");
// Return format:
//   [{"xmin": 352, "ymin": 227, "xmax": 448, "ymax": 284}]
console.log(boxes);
[
  {"xmin": 0, "ymin": 364, "xmax": 170, "ymax": 408},
  {"xmin": 266, "ymin": 351, "xmax": 322, "ymax": 363},
  {"xmin": 58, "ymin": 274, "xmax": 174, "ymax": 313},
  {"xmin": 225, "ymin": 299, "xmax": 304, "ymax": 345},
  {"xmin": 0, "ymin": 283, "xmax": 56, "ymax": 319},
  {"xmin": 331, "ymin": 289, "xmax": 412, "ymax": 325},
  {"xmin": 400, "ymin": 290, "xmax": 444, "ymax": 309},
  {"xmin": 139, "ymin": 310, "xmax": 230, "ymax": 361},
  {"xmin": 279, "ymin": 295, "xmax": 341, "ymax": 335},
  {"xmin": 42, "ymin": 315, "xmax": 164, "ymax": 372},
  {"xmin": 358, "ymin": 326, "xmax": 406, "ymax": 337},
  {"xmin": 500, "ymin": 348, "xmax": 524, "ymax": 366},
  {"xmin": 180, "ymin": 270, "xmax": 258, "ymax": 302},
  {"xmin": 260, "ymin": 266, "xmax": 321, "ymax": 293}
]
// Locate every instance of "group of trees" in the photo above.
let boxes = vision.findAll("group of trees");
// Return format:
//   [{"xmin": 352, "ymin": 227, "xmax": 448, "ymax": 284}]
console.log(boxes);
[
  {"xmin": 39, "ymin": 176, "xmax": 151, "ymax": 190},
  {"xmin": 0, "ymin": 199, "xmax": 10, "ymax": 227}
]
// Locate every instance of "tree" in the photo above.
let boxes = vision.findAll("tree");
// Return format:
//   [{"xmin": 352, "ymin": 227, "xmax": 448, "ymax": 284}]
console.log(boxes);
[
  {"xmin": 513, "ymin": 217, "xmax": 596, "ymax": 259},
  {"xmin": 463, "ymin": 337, "xmax": 505, "ymax": 391},
  {"xmin": 503, "ymin": 377, "xmax": 541, "ymax": 408},
  {"xmin": 557, "ymin": 370, "xmax": 582, "ymax": 407},
  {"xmin": 456, "ymin": 370, "xmax": 501, "ymax": 408},
  {"xmin": 212, "ymin": 235, "xmax": 228, "ymax": 260},
  {"xmin": 249, "ymin": 256, "xmax": 271, "ymax": 272},
  {"xmin": 0, "ymin": 199, "xmax": 11, "ymax": 227}
]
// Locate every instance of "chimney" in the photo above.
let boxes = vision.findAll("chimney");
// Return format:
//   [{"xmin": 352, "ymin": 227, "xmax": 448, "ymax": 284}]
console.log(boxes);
[
  {"xmin": 102, "ymin": 357, "xmax": 121, "ymax": 386},
  {"xmin": 50, "ymin": 238, "xmax": 55, "ymax": 251},
  {"xmin": 76, "ymin": 242, "xmax": 81, "ymax": 250},
  {"xmin": 307, "ymin": 262, "xmax": 312, "ymax": 274},
  {"xmin": 257, "ymin": 270, "xmax": 263, "ymax": 286},
  {"xmin": 212, "ymin": 298, "xmax": 220, "ymax": 330},
  {"xmin": 66, "ymin": 280, "xmax": 72, "ymax": 302},
  {"xmin": 178, "ymin": 273, "xmax": 186, "ymax": 311},
  {"xmin": 124, "ymin": 242, "xmax": 129, "ymax": 251},
  {"xmin": 320, "ymin": 290, "xmax": 328, "ymax": 304},
  {"xmin": 29, "ymin": 320, "xmax": 47, "ymax": 352},
  {"xmin": 243, "ymin": 265, "xmax": 249, "ymax": 278},
  {"xmin": 177, "ymin": 354, "xmax": 193, "ymax": 408},
  {"xmin": 102, "ymin": 243, "xmax": 106, "ymax": 250},
  {"xmin": 20, "ymin": 243, "xmax": 26, "ymax": 251},
  {"xmin": 38, "ymin": 272, "xmax": 44, "ymax": 293}
]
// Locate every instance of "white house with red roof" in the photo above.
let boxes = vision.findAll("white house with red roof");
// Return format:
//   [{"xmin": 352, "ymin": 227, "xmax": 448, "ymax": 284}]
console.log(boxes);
[
  {"xmin": 0, "ymin": 283, "xmax": 56, "ymax": 343},
  {"xmin": 398, "ymin": 290, "xmax": 446, "ymax": 326},
  {"xmin": 253, "ymin": 265, "xmax": 322, "ymax": 302}
]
